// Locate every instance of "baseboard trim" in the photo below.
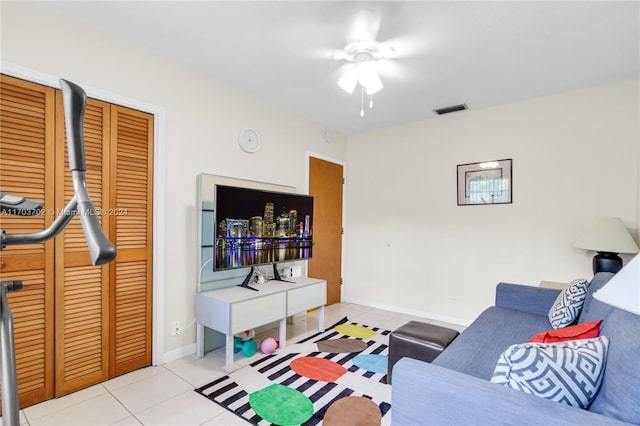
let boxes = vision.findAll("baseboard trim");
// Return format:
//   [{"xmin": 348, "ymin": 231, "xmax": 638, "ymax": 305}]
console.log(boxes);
[
  {"xmin": 342, "ymin": 297, "xmax": 473, "ymax": 328},
  {"xmin": 162, "ymin": 343, "xmax": 196, "ymax": 364}
]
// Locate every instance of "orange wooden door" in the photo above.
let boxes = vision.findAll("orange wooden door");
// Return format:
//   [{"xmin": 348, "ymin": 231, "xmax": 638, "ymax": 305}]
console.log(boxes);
[
  {"xmin": 308, "ymin": 157, "xmax": 343, "ymax": 305},
  {"xmin": 55, "ymin": 96, "xmax": 154, "ymax": 392},
  {"xmin": 109, "ymin": 105, "xmax": 153, "ymax": 377},
  {"xmin": 0, "ymin": 75, "xmax": 154, "ymax": 407},
  {"xmin": 54, "ymin": 94, "xmax": 111, "ymax": 396},
  {"xmin": 0, "ymin": 75, "xmax": 56, "ymax": 408}
]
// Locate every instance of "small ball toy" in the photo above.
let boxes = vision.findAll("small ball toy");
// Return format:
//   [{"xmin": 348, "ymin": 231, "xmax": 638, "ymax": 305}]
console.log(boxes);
[{"xmin": 260, "ymin": 337, "xmax": 279, "ymax": 354}]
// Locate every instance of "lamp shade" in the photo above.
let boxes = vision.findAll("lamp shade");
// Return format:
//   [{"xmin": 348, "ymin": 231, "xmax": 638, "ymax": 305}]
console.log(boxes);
[
  {"xmin": 573, "ymin": 216, "xmax": 640, "ymax": 254},
  {"xmin": 358, "ymin": 62, "xmax": 383, "ymax": 95},
  {"xmin": 337, "ymin": 67, "xmax": 359, "ymax": 94},
  {"xmin": 337, "ymin": 62, "xmax": 383, "ymax": 95},
  {"xmin": 593, "ymin": 254, "xmax": 640, "ymax": 314}
]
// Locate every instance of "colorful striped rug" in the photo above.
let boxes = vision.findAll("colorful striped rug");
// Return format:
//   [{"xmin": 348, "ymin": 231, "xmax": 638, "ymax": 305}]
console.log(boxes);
[{"xmin": 195, "ymin": 317, "xmax": 392, "ymax": 425}]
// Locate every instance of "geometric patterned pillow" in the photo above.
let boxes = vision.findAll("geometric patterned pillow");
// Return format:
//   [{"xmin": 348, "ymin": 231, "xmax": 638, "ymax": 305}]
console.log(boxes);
[
  {"xmin": 548, "ymin": 278, "xmax": 590, "ymax": 329},
  {"xmin": 490, "ymin": 336, "xmax": 609, "ymax": 408}
]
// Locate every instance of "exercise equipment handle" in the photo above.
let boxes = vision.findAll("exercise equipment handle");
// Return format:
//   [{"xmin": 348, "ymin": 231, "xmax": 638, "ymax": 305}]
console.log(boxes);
[
  {"xmin": 59, "ymin": 79, "xmax": 116, "ymax": 266},
  {"xmin": 2, "ymin": 198, "xmax": 76, "ymax": 248}
]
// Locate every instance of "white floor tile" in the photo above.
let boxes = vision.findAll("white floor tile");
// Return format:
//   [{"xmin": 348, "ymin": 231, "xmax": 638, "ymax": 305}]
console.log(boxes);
[
  {"xmin": 378, "ymin": 316, "xmax": 412, "ymax": 331},
  {"xmin": 167, "ymin": 352, "xmax": 227, "ymax": 387},
  {"xmin": 110, "ymin": 416, "xmax": 142, "ymax": 425},
  {"xmin": 396, "ymin": 313, "xmax": 432, "ymax": 323},
  {"xmin": 322, "ymin": 310, "xmax": 350, "ymax": 327},
  {"xmin": 163, "ymin": 352, "xmax": 199, "ymax": 370},
  {"xmin": 103, "ymin": 365, "xmax": 167, "ymax": 392},
  {"xmin": 135, "ymin": 390, "xmax": 226, "ymax": 425},
  {"xmin": 23, "ymin": 384, "xmax": 107, "ymax": 421},
  {"xmin": 285, "ymin": 319, "xmax": 321, "ymax": 339},
  {"xmin": 28, "ymin": 393, "xmax": 130, "ymax": 426},
  {"xmin": 347, "ymin": 310, "xmax": 394, "ymax": 328},
  {"xmin": 428, "ymin": 319, "xmax": 467, "ymax": 332},
  {"xmin": 110, "ymin": 371, "xmax": 192, "ymax": 414},
  {"xmin": 341, "ymin": 303, "xmax": 371, "ymax": 313}
]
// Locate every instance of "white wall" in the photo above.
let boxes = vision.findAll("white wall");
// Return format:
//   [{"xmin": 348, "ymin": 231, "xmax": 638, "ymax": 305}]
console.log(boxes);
[
  {"xmin": 345, "ymin": 80, "xmax": 640, "ymax": 325},
  {"xmin": 1, "ymin": 2, "xmax": 347, "ymax": 359}
]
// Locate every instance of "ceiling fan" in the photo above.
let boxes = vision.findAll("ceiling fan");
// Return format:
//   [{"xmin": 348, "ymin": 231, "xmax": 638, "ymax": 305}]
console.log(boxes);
[{"xmin": 333, "ymin": 9, "xmax": 397, "ymax": 117}]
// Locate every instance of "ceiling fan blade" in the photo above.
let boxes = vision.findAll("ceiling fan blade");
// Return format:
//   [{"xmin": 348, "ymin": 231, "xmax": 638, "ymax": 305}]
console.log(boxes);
[
  {"xmin": 378, "ymin": 36, "xmax": 431, "ymax": 59},
  {"xmin": 347, "ymin": 9, "xmax": 381, "ymax": 42},
  {"xmin": 332, "ymin": 49, "xmax": 349, "ymax": 61},
  {"xmin": 307, "ymin": 47, "xmax": 340, "ymax": 60},
  {"xmin": 376, "ymin": 59, "xmax": 412, "ymax": 81}
]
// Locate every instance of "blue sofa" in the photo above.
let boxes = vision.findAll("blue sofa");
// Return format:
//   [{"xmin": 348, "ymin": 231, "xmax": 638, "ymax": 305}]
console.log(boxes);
[{"xmin": 392, "ymin": 272, "xmax": 640, "ymax": 425}]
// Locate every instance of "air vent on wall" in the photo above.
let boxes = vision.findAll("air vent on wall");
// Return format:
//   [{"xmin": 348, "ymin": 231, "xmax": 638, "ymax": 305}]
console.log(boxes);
[{"xmin": 434, "ymin": 103, "xmax": 468, "ymax": 115}]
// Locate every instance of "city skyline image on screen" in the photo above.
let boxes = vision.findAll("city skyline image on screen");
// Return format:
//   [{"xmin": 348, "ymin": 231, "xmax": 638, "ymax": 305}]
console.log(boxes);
[{"xmin": 213, "ymin": 185, "xmax": 313, "ymax": 270}]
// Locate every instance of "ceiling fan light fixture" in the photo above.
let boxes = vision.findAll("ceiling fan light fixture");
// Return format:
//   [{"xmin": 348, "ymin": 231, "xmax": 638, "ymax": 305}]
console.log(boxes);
[
  {"xmin": 334, "ymin": 12, "xmax": 394, "ymax": 116},
  {"xmin": 337, "ymin": 66, "xmax": 359, "ymax": 93},
  {"xmin": 342, "ymin": 40, "xmax": 389, "ymax": 62},
  {"xmin": 358, "ymin": 62, "xmax": 383, "ymax": 95}
]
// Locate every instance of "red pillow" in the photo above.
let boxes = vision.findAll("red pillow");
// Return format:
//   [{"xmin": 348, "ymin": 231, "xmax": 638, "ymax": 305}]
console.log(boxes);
[{"xmin": 529, "ymin": 320, "xmax": 603, "ymax": 343}]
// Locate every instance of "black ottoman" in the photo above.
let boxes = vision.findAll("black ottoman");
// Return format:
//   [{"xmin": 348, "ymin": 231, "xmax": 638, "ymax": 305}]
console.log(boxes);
[{"xmin": 387, "ymin": 321, "xmax": 459, "ymax": 384}]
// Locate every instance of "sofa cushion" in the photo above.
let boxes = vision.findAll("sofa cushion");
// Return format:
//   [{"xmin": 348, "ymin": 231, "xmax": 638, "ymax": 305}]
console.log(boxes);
[
  {"xmin": 580, "ymin": 298, "xmax": 640, "ymax": 424},
  {"xmin": 548, "ymin": 278, "xmax": 589, "ymax": 328},
  {"xmin": 433, "ymin": 306, "xmax": 551, "ymax": 380},
  {"xmin": 490, "ymin": 336, "xmax": 609, "ymax": 408},
  {"xmin": 529, "ymin": 320, "xmax": 602, "ymax": 343},
  {"xmin": 578, "ymin": 272, "xmax": 614, "ymax": 323}
]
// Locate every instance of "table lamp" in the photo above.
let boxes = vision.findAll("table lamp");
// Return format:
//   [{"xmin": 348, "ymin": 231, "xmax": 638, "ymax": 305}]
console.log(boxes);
[{"xmin": 573, "ymin": 216, "xmax": 640, "ymax": 274}]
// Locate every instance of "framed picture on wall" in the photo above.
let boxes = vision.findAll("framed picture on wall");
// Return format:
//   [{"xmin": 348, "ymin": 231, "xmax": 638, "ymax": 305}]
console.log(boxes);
[{"xmin": 457, "ymin": 159, "xmax": 512, "ymax": 206}]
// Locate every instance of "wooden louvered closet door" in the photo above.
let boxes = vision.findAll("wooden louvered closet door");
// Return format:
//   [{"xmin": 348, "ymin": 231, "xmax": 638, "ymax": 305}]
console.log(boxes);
[
  {"xmin": 0, "ymin": 75, "xmax": 55, "ymax": 408},
  {"xmin": 0, "ymin": 74, "xmax": 153, "ymax": 407},
  {"xmin": 109, "ymin": 106, "xmax": 153, "ymax": 377},
  {"xmin": 54, "ymin": 96, "xmax": 111, "ymax": 396}
]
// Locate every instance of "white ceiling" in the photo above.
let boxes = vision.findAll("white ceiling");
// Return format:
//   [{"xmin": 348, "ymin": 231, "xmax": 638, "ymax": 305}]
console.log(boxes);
[{"xmin": 43, "ymin": 1, "xmax": 639, "ymax": 135}]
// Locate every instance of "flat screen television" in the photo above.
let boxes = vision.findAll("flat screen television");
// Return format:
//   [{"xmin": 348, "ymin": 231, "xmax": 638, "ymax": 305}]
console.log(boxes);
[{"xmin": 213, "ymin": 184, "xmax": 313, "ymax": 285}]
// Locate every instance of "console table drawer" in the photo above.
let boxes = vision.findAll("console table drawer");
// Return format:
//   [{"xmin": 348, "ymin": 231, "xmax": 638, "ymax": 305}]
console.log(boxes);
[
  {"xmin": 231, "ymin": 293, "xmax": 286, "ymax": 334},
  {"xmin": 288, "ymin": 281, "xmax": 327, "ymax": 315}
]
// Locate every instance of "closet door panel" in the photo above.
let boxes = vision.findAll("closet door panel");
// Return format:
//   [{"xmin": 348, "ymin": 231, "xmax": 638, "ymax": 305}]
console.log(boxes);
[
  {"xmin": 54, "ymin": 95, "xmax": 110, "ymax": 396},
  {"xmin": 1, "ymin": 76, "xmax": 154, "ymax": 406},
  {"xmin": 109, "ymin": 106, "xmax": 153, "ymax": 377},
  {"xmin": 0, "ymin": 75, "xmax": 55, "ymax": 410}
]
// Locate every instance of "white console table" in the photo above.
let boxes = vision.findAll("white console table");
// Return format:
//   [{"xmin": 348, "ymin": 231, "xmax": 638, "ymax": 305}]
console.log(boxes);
[{"xmin": 195, "ymin": 277, "xmax": 326, "ymax": 372}]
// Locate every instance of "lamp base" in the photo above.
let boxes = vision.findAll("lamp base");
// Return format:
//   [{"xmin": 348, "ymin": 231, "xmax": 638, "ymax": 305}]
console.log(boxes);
[{"xmin": 592, "ymin": 252, "xmax": 623, "ymax": 274}]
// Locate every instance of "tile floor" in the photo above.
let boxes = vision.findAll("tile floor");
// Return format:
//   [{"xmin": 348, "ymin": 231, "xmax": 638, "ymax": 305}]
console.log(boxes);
[{"xmin": 8, "ymin": 303, "xmax": 466, "ymax": 425}]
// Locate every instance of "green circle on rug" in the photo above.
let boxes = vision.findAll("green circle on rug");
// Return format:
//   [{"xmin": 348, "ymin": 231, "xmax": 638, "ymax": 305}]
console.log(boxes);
[
  {"xmin": 317, "ymin": 338, "xmax": 368, "ymax": 353},
  {"xmin": 323, "ymin": 396, "xmax": 382, "ymax": 425},
  {"xmin": 353, "ymin": 354, "xmax": 388, "ymax": 373},
  {"xmin": 249, "ymin": 384, "xmax": 313, "ymax": 425},
  {"xmin": 335, "ymin": 324, "xmax": 377, "ymax": 339}
]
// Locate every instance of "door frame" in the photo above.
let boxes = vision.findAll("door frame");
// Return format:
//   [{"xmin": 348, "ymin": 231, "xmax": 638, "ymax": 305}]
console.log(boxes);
[
  {"xmin": 306, "ymin": 152, "xmax": 347, "ymax": 302},
  {"xmin": 1, "ymin": 61, "xmax": 167, "ymax": 365}
]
